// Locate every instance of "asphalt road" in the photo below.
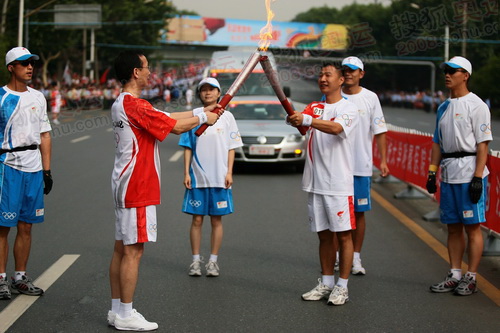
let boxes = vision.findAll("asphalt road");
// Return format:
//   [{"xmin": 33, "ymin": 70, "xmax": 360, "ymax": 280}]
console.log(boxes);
[{"xmin": 0, "ymin": 107, "xmax": 498, "ymax": 333}]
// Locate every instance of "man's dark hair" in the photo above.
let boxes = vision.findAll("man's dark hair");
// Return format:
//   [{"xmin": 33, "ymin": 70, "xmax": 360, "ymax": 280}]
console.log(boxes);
[
  {"xmin": 322, "ymin": 61, "xmax": 344, "ymax": 76},
  {"xmin": 114, "ymin": 50, "xmax": 144, "ymax": 85}
]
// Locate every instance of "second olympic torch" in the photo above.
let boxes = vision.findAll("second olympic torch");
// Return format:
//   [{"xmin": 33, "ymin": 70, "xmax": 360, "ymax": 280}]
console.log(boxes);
[
  {"xmin": 259, "ymin": 56, "xmax": 308, "ymax": 136},
  {"xmin": 195, "ymin": 51, "xmax": 262, "ymax": 137}
]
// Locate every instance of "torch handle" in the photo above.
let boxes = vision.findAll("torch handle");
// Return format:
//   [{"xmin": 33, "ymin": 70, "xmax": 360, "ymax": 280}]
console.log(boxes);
[
  {"xmin": 194, "ymin": 94, "xmax": 233, "ymax": 136},
  {"xmin": 279, "ymin": 98, "xmax": 308, "ymax": 136},
  {"xmin": 259, "ymin": 56, "xmax": 307, "ymax": 136}
]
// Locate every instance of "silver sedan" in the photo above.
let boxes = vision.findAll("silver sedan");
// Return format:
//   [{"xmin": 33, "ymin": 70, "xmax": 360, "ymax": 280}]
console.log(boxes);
[{"xmin": 227, "ymin": 95, "xmax": 308, "ymax": 168}]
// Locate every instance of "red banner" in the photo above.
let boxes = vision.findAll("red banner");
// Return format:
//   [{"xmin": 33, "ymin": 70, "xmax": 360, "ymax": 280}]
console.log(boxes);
[{"xmin": 374, "ymin": 130, "xmax": 500, "ymax": 234}]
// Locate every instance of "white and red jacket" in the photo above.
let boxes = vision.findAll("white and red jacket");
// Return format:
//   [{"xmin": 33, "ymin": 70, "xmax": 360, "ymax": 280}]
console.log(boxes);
[{"xmin": 111, "ymin": 92, "xmax": 177, "ymax": 208}]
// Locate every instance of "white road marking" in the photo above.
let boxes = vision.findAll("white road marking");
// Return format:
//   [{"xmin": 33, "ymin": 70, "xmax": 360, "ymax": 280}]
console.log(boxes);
[
  {"xmin": 169, "ymin": 150, "xmax": 184, "ymax": 162},
  {"xmin": 0, "ymin": 254, "xmax": 80, "ymax": 333},
  {"xmin": 70, "ymin": 135, "xmax": 91, "ymax": 143}
]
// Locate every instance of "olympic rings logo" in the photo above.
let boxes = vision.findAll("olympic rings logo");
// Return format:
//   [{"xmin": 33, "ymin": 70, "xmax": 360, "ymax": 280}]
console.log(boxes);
[
  {"xmin": 480, "ymin": 123, "xmax": 491, "ymax": 135},
  {"xmin": 2, "ymin": 212, "xmax": 17, "ymax": 220},
  {"xmin": 374, "ymin": 117, "xmax": 386, "ymax": 127},
  {"xmin": 189, "ymin": 200, "xmax": 202, "ymax": 208},
  {"xmin": 230, "ymin": 131, "xmax": 241, "ymax": 140},
  {"xmin": 341, "ymin": 114, "xmax": 353, "ymax": 127}
]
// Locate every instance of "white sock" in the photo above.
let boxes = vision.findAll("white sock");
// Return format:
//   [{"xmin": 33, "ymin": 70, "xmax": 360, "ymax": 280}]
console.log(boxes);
[
  {"xmin": 465, "ymin": 271, "xmax": 477, "ymax": 281},
  {"xmin": 14, "ymin": 271, "xmax": 26, "ymax": 281},
  {"xmin": 192, "ymin": 254, "xmax": 200, "ymax": 261},
  {"xmin": 119, "ymin": 302, "xmax": 133, "ymax": 318},
  {"xmin": 209, "ymin": 254, "xmax": 218, "ymax": 262},
  {"xmin": 111, "ymin": 299, "xmax": 120, "ymax": 313},
  {"xmin": 354, "ymin": 252, "xmax": 361, "ymax": 260},
  {"xmin": 322, "ymin": 275, "xmax": 335, "ymax": 289},
  {"xmin": 451, "ymin": 269, "xmax": 462, "ymax": 280},
  {"xmin": 336, "ymin": 277, "xmax": 348, "ymax": 289},
  {"xmin": 0, "ymin": 273, "xmax": 6, "ymax": 280}
]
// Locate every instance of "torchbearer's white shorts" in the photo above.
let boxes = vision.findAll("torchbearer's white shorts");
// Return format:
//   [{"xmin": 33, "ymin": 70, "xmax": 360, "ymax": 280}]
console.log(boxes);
[
  {"xmin": 308, "ymin": 193, "xmax": 356, "ymax": 232},
  {"xmin": 115, "ymin": 206, "xmax": 157, "ymax": 245}
]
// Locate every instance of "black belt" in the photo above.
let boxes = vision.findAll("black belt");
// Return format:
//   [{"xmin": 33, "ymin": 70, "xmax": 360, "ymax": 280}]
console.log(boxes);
[
  {"xmin": 442, "ymin": 151, "xmax": 476, "ymax": 159},
  {"xmin": 0, "ymin": 144, "xmax": 38, "ymax": 155}
]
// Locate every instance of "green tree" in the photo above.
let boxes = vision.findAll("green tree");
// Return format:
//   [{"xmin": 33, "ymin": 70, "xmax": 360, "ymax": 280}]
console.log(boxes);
[{"xmin": 0, "ymin": 0, "xmax": 177, "ymax": 84}]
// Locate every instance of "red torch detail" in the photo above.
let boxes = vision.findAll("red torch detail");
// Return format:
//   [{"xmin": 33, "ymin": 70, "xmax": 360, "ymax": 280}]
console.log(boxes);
[
  {"xmin": 259, "ymin": 56, "xmax": 307, "ymax": 136},
  {"xmin": 195, "ymin": 51, "xmax": 262, "ymax": 137}
]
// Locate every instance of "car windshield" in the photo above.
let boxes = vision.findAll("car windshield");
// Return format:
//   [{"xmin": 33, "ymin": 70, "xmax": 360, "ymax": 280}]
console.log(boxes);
[
  {"xmin": 228, "ymin": 102, "xmax": 287, "ymax": 120},
  {"xmin": 214, "ymin": 73, "xmax": 275, "ymax": 96}
]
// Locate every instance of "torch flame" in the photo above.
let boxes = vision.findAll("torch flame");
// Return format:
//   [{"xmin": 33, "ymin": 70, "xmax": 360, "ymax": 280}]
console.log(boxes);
[{"xmin": 259, "ymin": 0, "xmax": 275, "ymax": 51}]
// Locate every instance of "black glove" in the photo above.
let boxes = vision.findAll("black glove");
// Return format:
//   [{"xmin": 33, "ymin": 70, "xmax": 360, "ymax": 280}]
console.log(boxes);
[
  {"xmin": 43, "ymin": 170, "xmax": 53, "ymax": 195},
  {"xmin": 469, "ymin": 176, "xmax": 483, "ymax": 204},
  {"xmin": 426, "ymin": 172, "xmax": 437, "ymax": 194}
]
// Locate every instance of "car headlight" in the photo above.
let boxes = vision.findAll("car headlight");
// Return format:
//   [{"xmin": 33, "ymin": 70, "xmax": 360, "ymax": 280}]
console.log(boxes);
[{"xmin": 286, "ymin": 134, "xmax": 305, "ymax": 143}]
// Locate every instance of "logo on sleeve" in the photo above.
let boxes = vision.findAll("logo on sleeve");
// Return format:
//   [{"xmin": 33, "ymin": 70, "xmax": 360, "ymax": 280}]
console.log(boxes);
[{"xmin": 480, "ymin": 123, "xmax": 491, "ymax": 134}]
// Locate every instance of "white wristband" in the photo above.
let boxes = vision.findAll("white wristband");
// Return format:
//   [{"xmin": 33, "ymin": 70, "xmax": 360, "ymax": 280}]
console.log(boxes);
[
  {"xmin": 193, "ymin": 107, "xmax": 204, "ymax": 116},
  {"xmin": 302, "ymin": 114, "xmax": 313, "ymax": 127},
  {"xmin": 197, "ymin": 112, "xmax": 208, "ymax": 124}
]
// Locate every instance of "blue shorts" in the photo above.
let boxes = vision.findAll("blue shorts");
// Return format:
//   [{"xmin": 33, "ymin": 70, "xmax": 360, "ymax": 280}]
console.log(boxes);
[
  {"xmin": 354, "ymin": 176, "xmax": 371, "ymax": 212},
  {"xmin": 0, "ymin": 164, "xmax": 44, "ymax": 227},
  {"xmin": 439, "ymin": 178, "xmax": 487, "ymax": 225},
  {"xmin": 182, "ymin": 188, "xmax": 234, "ymax": 216}
]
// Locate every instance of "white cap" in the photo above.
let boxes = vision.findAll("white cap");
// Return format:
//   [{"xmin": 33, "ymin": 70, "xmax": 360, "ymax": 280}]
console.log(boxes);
[
  {"xmin": 441, "ymin": 56, "xmax": 472, "ymax": 75},
  {"xmin": 342, "ymin": 56, "xmax": 364, "ymax": 71},
  {"xmin": 5, "ymin": 47, "xmax": 39, "ymax": 66},
  {"xmin": 198, "ymin": 77, "xmax": 221, "ymax": 91}
]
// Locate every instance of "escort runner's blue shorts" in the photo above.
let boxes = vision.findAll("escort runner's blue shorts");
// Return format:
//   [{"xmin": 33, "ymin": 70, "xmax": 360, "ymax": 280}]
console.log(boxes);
[
  {"xmin": 439, "ymin": 177, "xmax": 487, "ymax": 224},
  {"xmin": 182, "ymin": 188, "xmax": 234, "ymax": 216},
  {"xmin": 354, "ymin": 176, "xmax": 371, "ymax": 212},
  {"xmin": 0, "ymin": 164, "xmax": 44, "ymax": 227}
]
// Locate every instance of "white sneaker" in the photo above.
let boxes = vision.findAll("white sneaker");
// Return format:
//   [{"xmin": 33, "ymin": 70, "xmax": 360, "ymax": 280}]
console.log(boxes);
[
  {"xmin": 301, "ymin": 278, "xmax": 333, "ymax": 301},
  {"xmin": 351, "ymin": 258, "xmax": 366, "ymax": 275},
  {"xmin": 107, "ymin": 310, "xmax": 117, "ymax": 326},
  {"xmin": 334, "ymin": 260, "xmax": 339, "ymax": 272},
  {"xmin": 189, "ymin": 258, "xmax": 203, "ymax": 276},
  {"xmin": 52, "ymin": 118, "xmax": 60, "ymax": 125},
  {"xmin": 114, "ymin": 309, "xmax": 158, "ymax": 331},
  {"xmin": 327, "ymin": 285, "xmax": 349, "ymax": 305},
  {"xmin": 205, "ymin": 260, "xmax": 220, "ymax": 277}
]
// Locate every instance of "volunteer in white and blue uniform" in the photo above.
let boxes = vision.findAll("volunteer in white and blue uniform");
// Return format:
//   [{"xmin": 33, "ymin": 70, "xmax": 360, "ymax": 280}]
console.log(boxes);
[
  {"xmin": 341, "ymin": 56, "xmax": 389, "ymax": 275},
  {"xmin": 427, "ymin": 56, "xmax": 492, "ymax": 296},
  {"xmin": 0, "ymin": 47, "xmax": 52, "ymax": 300},
  {"xmin": 179, "ymin": 78, "xmax": 242, "ymax": 277}
]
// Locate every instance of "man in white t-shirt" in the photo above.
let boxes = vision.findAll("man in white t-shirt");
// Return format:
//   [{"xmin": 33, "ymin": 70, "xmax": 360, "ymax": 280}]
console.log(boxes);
[
  {"xmin": 108, "ymin": 50, "xmax": 221, "ymax": 331},
  {"xmin": 288, "ymin": 63, "xmax": 358, "ymax": 306},
  {"xmin": 340, "ymin": 56, "xmax": 389, "ymax": 275},
  {"xmin": 426, "ymin": 56, "xmax": 492, "ymax": 296},
  {"xmin": 0, "ymin": 47, "xmax": 52, "ymax": 301}
]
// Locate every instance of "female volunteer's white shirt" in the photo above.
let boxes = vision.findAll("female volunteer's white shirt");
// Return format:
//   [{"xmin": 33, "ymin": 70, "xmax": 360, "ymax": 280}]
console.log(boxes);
[
  {"xmin": 433, "ymin": 92, "xmax": 492, "ymax": 184},
  {"xmin": 179, "ymin": 111, "xmax": 242, "ymax": 188},
  {"xmin": 302, "ymin": 99, "xmax": 358, "ymax": 196},
  {"xmin": 342, "ymin": 87, "xmax": 387, "ymax": 176},
  {"xmin": 0, "ymin": 86, "xmax": 51, "ymax": 172}
]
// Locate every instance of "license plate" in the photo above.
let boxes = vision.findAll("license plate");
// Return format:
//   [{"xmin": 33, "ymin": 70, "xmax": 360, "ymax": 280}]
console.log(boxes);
[{"xmin": 249, "ymin": 145, "xmax": 275, "ymax": 155}]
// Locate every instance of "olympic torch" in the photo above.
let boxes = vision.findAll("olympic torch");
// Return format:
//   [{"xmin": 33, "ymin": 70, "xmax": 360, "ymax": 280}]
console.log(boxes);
[
  {"xmin": 195, "ymin": 51, "xmax": 262, "ymax": 136},
  {"xmin": 259, "ymin": 56, "xmax": 308, "ymax": 136}
]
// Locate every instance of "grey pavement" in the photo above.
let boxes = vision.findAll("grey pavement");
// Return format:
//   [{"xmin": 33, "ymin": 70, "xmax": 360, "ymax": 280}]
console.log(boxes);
[{"xmin": 0, "ymin": 107, "xmax": 498, "ymax": 332}]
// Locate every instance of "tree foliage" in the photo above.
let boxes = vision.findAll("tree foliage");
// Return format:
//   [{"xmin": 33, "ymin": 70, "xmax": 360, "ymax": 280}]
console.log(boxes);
[
  {"xmin": 292, "ymin": 0, "xmax": 499, "ymax": 97},
  {"xmin": 0, "ymin": 0, "xmax": 176, "ymax": 83}
]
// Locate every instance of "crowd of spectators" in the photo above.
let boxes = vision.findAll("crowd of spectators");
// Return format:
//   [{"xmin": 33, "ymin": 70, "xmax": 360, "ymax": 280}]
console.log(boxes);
[
  {"xmin": 31, "ymin": 60, "xmax": 207, "ymax": 114},
  {"xmin": 378, "ymin": 90, "xmax": 448, "ymax": 112}
]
